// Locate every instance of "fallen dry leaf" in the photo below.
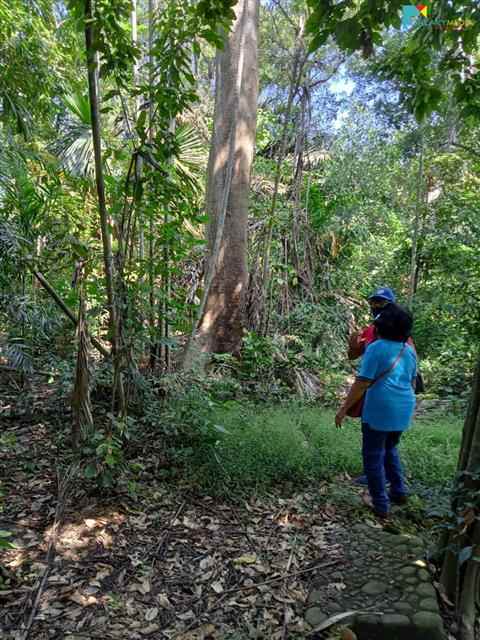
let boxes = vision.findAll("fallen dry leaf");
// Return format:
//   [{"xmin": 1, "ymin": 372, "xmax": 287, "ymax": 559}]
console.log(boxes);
[
  {"xmin": 233, "ymin": 553, "xmax": 257, "ymax": 565},
  {"xmin": 145, "ymin": 607, "xmax": 159, "ymax": 621},
  {"xmin": 177, "ymin": 610, "xmax": 195, "ymax": 621},
  {"xmin": 211, "ymin": 580, "xmax": 223, "ymax": 594},
  {"xmin": 177, "ymin": 623, "xmax": 216, "ymax": 640},
  {"xmin": 200, "ymin": 556, "xmax": 216, "ymax": 570},
  {"xmin": 157, "ymin": 593, "xmax": 171, "ymax": 608},
  {"xmin": 140, "ymin": 623, "xmax": 160, "ymax": 635},
  {"xmin": 69, "ymin": 591, "xmax": 98, "ymax": 607}
]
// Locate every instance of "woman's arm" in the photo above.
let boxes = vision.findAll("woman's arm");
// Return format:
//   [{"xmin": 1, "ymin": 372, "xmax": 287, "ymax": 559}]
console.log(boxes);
[{"xmin": 335, "ymin": 378, "xmax": 371, "ymax": 428}]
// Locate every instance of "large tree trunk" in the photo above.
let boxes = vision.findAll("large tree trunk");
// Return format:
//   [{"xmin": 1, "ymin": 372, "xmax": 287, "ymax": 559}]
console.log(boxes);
[{"xmin": 184, "ymin": 0, "xmax": 258, "ymax": 363}]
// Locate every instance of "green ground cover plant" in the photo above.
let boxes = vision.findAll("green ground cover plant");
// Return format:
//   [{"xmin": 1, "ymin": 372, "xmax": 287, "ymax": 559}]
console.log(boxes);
[{"xmin": 176, "ymin": 401, "xmax": 462, "ymax": 493}]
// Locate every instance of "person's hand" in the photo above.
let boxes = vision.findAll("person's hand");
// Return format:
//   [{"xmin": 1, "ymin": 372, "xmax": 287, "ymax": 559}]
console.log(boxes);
[
  {"xmin": 335, "ymin": 407, "xmax": 347, "ymax": 429},
  {"xmin": 348, "ymin": 331, "xmax": 360, "ymax": 349}
]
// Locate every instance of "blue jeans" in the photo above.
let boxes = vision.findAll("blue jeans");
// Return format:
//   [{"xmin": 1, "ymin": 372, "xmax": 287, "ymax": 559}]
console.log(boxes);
[{"xmin": 362, "ymin": 422, "xmax": 407, "ymax": 514}]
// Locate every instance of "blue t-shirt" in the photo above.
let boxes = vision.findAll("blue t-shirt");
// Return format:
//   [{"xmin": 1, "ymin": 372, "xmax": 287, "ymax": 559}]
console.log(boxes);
[{"xmin": 358, "ymin": 339, "xmax": 417, "ymax": 431}]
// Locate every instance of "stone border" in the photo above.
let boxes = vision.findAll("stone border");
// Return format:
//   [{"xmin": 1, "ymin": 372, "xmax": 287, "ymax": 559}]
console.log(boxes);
[{"xmin": 306, "ymin": 523, "xmax": 446, "ymax": 640}]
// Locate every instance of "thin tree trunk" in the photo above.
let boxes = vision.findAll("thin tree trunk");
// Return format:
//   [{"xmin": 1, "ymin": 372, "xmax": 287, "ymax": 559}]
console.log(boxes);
[
  {"xmin": 72, "ymin": 288, "xmax": 93, "ymax": 449},
  {"xmin": 84, "ymin": 0, "xmax": 125, "ymax": 415},
  {"xmin": 131, "ymin": 0, "xmax": 146, "ymax": 291},
  {"xmin": 183, "ymin": 0, "xmax": 259, "ymax": 366},
  {"xmin": 161, "ymin": 119, "xmax": 175, "ymax": 370},
  {"xmin": 148, "ymin": 0, "xmax": 158, "ymax": 368},
  {"xmin": 457, "ymin": 520, "xmax": 480, "ymax": 640},
  {"xmin": 84, "ymin": 0, "xmax": 117, "ymax": 349},
  {"xmin": 260, "ymin": 15, "xmax": 306, "ymax": 335},
  {"xmin": 408, "ymin": 129, "xmax": 424, "ymax": 309}
]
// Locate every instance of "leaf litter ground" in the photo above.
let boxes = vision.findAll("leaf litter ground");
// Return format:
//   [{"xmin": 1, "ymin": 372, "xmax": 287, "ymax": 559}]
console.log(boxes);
[{"xmin": 0, "ymin": 379, "xmax": 451, "ymax": 640}]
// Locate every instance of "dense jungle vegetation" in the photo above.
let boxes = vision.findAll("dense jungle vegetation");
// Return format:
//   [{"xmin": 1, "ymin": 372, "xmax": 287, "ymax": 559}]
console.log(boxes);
[{"xmin": 1, "ymin": 1, "xmax": 480, "ymax": 639}]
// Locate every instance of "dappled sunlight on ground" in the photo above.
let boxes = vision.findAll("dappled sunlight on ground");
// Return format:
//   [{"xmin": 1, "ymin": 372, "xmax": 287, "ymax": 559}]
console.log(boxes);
[
  {"xmin": 1, "ymin": 477, "xmax": 349, "ymax": 639},
  {"xmin": 43, "ymin": 511, "xmax": 125, "ymax": 561}
]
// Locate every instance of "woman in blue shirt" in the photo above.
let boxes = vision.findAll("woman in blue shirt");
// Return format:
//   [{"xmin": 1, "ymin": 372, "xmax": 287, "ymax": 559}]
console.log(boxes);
[{"xmin": 335, "ymin": 304, "xmax": 417, "ymax": 519}]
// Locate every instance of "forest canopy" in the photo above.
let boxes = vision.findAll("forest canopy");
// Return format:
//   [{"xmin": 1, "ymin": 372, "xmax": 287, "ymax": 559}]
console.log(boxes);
[{"xmin": 1, "ymin": 1, "xmax": 480, "ymax": 639}]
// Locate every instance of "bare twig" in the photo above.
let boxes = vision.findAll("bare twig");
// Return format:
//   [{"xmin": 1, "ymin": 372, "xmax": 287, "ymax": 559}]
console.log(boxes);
[
  {"xmin": 281, "ymin": 539, "xmax": 296, "ymax": 640},
  {"xmin": 446, "ymin": 142, "xmax": 480, "ymax": 159},
  {"xmin": 174, "ymin": 559, "xmax": 340, "ymax": 639},
  {"xmin": 227, "ymin": 558, "xmax": 340, "ymax": 592},
  {"xmin": 150, "ymin": 501, "xmax": 186, "ymax": 568},
  {"xmin": 307, "ymin": 610, "xmax": 385, "ymax": 635},
  {"xmin": 271, "ymin": 0, "xmax": 297, "ymax": 29},
  {"xmin": 31, "ymin": 269, "xmax": 110, "ymax": 358},
  {"xmin": 20, "ymin": 465, "xmax": 77, "ymax": 640}
]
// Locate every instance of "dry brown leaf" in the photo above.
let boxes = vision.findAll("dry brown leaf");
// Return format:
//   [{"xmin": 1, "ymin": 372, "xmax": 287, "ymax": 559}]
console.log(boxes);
[
  {"xmin": 177, "ymin": 610, "xmax": 195, "ymax": 621},
  {"xmin": 272, "ymin": 594, "xmax": 295, "ymax": 604},
  {"xmin": 157, "ymin": 593, "xmax": 172, "ymax": 608},
  {"xmin": 200, "ymin": 556, "xmax": 216, "ymax": 570},
  {"xmin": 177, "ymin": 623, "xmax": 216, "ymax": 639},
  {"xmin": 140, "ymin": 623, "xmax": 160, "ymax": 635},
  {"xmin": 234, "ymin": 553, "xmax": 257, "ymax": 565},
  {"xmin": 69, "ymin": 591, "xmax": 98, "ymax": 607},
  {"xmin": 182, "ymin": 516, "xmax": 199, "ymax": 529},
  {"xmin": 211, "ymin": 580, "xmax": 224, "ymax": 593},
  {"xmin": 433, "ymin": 581, "xmax": 455, "ymax": 607},
  {"xmin": 145, "ymin": 607, "xmax": 159, "ymax": 621},
  {"xmin": 140, "ymin": 577, "xmax": 151, "ymax": 594}
]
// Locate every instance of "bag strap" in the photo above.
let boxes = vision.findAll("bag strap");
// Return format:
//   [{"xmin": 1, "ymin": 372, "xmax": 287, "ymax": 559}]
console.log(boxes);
[{"xmin": 370, "ymin": 343, "xmax": 407, "ymax": 387}]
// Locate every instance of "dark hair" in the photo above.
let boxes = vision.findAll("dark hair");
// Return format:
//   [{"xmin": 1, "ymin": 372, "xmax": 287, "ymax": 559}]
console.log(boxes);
[{"xmin": 374, "ymin": 304, "xmax": 413, "ymax": 342}]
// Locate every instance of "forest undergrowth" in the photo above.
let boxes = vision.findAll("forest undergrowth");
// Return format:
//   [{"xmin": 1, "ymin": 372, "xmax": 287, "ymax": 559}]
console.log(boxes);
[{"xmin": 0, "ymin": 372, "xmax": 462, "ymax": 639}]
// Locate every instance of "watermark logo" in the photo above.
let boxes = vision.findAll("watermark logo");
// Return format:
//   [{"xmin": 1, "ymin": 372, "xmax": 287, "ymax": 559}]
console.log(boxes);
[
  {"xmin": 401, "ymin": 4, "xmax": 473, "ymax": 30},
  {"xmin": 402, "ymin": 4, "xmax": 428, "ymax": 28}
]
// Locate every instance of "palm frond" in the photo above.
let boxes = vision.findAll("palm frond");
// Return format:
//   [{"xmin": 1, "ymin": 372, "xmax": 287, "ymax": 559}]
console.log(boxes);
[
  {"xmin": 62, "ymin": 92, "xmax": 91, "ymax": 126},
  {"xmin": 51, "ymin": 92, "xmax": 94, "ymax": 179},
  {"xmin": 0, "ymin": 146, "xmax": 45, "ymax": 230},
  {"xmin": 172, "ymin": 124, "xmax": 205, "ymax": 193},
  {"xmin": 1, "ymin": 340, "xmax": 34, "ymax": 376},
  {"xmin": 54, "ymin": 124, "xmax": 95, "ymax": 179}
]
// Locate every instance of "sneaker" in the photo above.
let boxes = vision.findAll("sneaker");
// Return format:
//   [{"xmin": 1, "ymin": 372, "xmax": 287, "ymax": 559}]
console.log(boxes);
[
  {"xmin": 390, "ymin": 495, "xmax": 408, "ymax": 506},
  {"xmin": 369, "ymin": 506, "xmax": 390, "ymax": 521}
]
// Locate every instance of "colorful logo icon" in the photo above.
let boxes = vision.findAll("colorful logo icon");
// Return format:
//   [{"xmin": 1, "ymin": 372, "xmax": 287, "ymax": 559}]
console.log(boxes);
[{"xmin": 402, "ymin": 4, "xmax": 428, "ymax": 28}]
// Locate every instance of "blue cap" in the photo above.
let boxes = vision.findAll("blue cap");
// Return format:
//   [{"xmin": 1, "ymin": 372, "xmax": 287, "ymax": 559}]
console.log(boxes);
[{"xmin": 368, "ymin": 287, "xmax": 396, "ymax": 303}]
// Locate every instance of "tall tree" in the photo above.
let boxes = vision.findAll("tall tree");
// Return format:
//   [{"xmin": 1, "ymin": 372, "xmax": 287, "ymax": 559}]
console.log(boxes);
[{"xmin": 185, "ymin": 0, "xmax": 259, "ymax": 362}]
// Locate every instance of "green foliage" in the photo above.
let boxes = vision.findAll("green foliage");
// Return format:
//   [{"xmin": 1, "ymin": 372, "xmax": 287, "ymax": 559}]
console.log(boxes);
[
  {"xmin": 306, "ymin": 1, "xmax": 480, "ymax": 121},
  {"xmin": 438, "ymin": 468, "xmax": 480, "ymax": 566},
  {"xmin": 0, "ymin": 0, "xmax": 63, "ymax": 135},
  {"xmin": 53, "ymin": 92, "xmax": 94, "ymax": 178},
  {"xmin": 172, "ymin": 402, "xmax": 462, "ymax": 493},
  {"xmin": 81, "ymin": 419, "xmax": 132, "ymax": 488},
  {"xmin": 0, "ymin": 530, "xmax": 14, "ymax": 551}
]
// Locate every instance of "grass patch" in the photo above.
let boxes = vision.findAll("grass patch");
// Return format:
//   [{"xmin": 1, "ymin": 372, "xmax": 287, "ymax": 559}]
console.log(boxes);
[{"xmin": 188, "ymin": 402, "xmax": 462, "ymax": 493}]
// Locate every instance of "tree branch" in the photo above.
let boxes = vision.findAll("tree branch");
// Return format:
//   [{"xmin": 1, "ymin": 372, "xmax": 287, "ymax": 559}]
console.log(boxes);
[{"xmin": 448, "ymin": 142, "xmax": 480, "ymax": 159}]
